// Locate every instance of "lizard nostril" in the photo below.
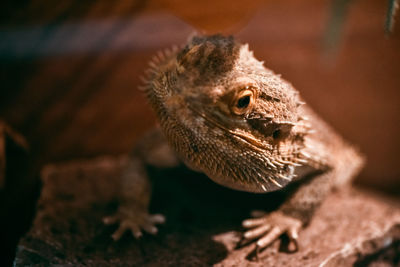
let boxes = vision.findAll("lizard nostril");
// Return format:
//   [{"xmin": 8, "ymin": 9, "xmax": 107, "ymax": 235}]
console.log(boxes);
[{"xmin": 273, "ymin": 129, "xmax": 281, "ymax": 139}]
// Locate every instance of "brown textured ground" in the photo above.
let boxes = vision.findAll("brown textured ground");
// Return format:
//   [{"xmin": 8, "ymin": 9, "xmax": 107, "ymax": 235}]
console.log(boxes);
[{"xmin": 14, "ymin": 156, "xmax": 400, "ymax": 266}]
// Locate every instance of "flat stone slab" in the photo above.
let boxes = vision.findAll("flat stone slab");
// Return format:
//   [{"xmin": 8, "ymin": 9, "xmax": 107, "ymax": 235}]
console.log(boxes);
[{"xmin": 14, "ymin": 156, "xmax": 400, "ymax": 266}]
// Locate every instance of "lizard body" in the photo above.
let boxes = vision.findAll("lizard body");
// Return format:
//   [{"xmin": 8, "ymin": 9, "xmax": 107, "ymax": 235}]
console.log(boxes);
[{"xmin": 103, "ymin": 35, "xmax": 364, "ymax": 253}]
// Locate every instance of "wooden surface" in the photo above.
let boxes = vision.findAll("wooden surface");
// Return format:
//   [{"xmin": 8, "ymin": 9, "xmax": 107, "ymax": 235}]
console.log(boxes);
[{"xmin": 0, "ymin": 0, "xmax": 399, "ymax": 193}]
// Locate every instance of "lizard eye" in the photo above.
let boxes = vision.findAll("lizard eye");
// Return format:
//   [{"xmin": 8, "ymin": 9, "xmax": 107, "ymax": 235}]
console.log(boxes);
[{"xmin": 231, "ymin": 88, "xmax": 255, "ymax": 115}]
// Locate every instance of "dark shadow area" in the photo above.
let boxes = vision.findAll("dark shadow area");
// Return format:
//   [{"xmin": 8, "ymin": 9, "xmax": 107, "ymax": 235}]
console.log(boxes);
[
  {"xmin": 148, "ymin": 165, "xmax": 290, "ymax": 265},
  {"xmin": 0, "ymin": 129, "xmax": 41, "ymax": 267},
  {"xmin": 353, "ymin": 224, "xmax": 400, "ymax": 267}
]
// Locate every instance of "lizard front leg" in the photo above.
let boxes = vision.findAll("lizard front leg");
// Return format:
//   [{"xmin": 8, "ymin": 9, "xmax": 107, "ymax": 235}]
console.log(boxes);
[
  {"xmin": 241, "ymin": 170, "xmax": 331, "ymax": 254},
  {"xmin": 103, "ymin": 127, "xmax": 179, "ymax": 240},
  {"xmin": 240, "ymin": 143, "xmax": 364, "ymax": 254},
  {"xmin": 238, "ymin": 169, "xmax": 330, "ymax": 255}
]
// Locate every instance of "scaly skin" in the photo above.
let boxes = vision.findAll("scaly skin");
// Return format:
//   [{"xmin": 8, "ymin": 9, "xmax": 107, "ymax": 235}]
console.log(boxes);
[{"xmin": 103, "ymin": 35, "xmax": 364, "ymax": 255}]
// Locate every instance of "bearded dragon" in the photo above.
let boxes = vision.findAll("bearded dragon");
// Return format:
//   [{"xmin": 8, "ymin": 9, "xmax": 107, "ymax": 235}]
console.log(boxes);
[{"xmin": 103, "ymin": 34, "xmax": 364, "ymax": 253}]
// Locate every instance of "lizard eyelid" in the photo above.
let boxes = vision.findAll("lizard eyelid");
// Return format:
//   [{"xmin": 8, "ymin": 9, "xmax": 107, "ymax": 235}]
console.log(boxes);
[{"xmin": 231, "ymin": 87, "xmax": 256, "ymax": 115}]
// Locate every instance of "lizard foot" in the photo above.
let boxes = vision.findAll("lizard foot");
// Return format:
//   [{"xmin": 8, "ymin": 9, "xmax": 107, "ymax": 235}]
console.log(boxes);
[
  {"xmin": 239, "ymin": 210, "xmax": 302, "ymax": 255},
  {"xmin": 103, "ymin": 206, "xmax": 165, "ymax": 241}
]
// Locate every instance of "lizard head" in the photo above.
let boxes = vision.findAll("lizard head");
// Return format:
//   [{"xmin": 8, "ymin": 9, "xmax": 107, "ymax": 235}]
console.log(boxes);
[{"xmin": 145, "ymin": 35, "xmax": 311, "ymax": 193}]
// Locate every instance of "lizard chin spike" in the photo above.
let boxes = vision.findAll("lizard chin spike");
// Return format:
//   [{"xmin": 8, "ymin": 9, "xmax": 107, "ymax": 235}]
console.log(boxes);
[
  {"xmin": 268, "ymin": 177, "xmax": 283, "ymax": 188},
  {"xmin": 296, "ymin": 101, "xmax": 306, "ymax": 107}
]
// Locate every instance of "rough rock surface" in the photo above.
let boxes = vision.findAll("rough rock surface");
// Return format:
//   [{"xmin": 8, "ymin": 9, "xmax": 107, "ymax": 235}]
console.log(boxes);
[{"xmin": 14, "ymin": 156, "xmax": 400, "ymax": 266}]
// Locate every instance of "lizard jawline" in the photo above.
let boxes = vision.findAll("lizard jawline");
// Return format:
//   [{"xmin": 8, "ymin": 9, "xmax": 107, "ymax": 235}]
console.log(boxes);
[{"xmin": 189, "ymin": 107, "xmax": 272, "ymax": 153}]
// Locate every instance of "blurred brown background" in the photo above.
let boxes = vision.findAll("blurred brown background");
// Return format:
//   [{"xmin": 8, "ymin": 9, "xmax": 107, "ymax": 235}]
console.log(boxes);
[{"xmin": 0, "ymin": 0, "xmax": 399, "ymax": 194}]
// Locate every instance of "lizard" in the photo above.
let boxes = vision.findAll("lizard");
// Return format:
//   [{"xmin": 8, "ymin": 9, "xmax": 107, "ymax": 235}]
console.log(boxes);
[{"xmin": 103, "ymin": 34, "xmax": 365, "ymax": 253}]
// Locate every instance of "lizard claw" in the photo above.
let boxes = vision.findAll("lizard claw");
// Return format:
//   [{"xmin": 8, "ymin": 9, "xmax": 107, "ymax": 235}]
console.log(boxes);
[
  {"xmin": 241, "ymin": 210, "xmax": 301, "ymax": 254},
  {"xmin": 103, "ymin": 206, "xmax": 165, "ymax": 241}
]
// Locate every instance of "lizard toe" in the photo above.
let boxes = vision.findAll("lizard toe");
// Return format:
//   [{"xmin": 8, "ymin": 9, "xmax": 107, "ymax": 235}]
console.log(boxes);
[
  {"xmin": 104, "ymin": 207, "xmax": 165, "ymax": 241},
  {"xmin": 239, "ymin": 210, "xmax": 303, "ymax": 256}
]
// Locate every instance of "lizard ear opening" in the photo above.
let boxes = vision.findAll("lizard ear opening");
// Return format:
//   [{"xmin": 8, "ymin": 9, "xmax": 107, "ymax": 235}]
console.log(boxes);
[{"xmin": 231, "ymin": 87, "xmax": 256, "ymax": 115}]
